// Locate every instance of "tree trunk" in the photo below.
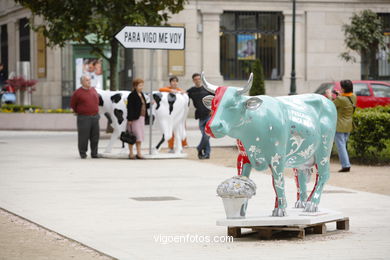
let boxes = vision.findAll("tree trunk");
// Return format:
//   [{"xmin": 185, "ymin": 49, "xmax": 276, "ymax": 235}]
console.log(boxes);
[
  {"xmin": 369, "ymin": 47, "xmax": 378, "ymax": 79},
  {"xmin": 109, "ymin": 40, "xmax": 119, "ymax": 91},
  {"xmin": 364, "ymin": 63, "xmax": 369, "ymax": 80},
  {"xmin": 361, "ymin": 49, "xmax": 369, "ymax": 80},
  {"xmin": 363, "ymin": 44, "xmax": 379, "ymax": 80}
]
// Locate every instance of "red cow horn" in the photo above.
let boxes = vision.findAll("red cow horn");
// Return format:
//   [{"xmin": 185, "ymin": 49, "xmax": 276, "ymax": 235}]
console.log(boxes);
[
  {"xmin": 237, "ymin": 73, "xmax": 254, "ymax": 95},
  {"xmin": 201, "ymin": 72, "xmax": 218, "ymax": 94}
]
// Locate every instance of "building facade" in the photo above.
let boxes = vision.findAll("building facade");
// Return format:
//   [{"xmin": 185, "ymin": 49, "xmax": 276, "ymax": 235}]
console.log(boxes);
[{"xmin": 0, "ymin": 0, "xmax": 389, "ymax": 109}]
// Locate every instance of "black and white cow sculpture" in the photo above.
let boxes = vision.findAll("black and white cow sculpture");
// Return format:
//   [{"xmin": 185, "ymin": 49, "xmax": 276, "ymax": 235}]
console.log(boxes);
[
  {"xmin": 96, "ymin": 89, "xmax": 130, "ymax": 153},
  {"xmin": 153, "ymin": 92, "xmax": 189, "ymax": 154},
  {"xmin": 96, "ymin": 89, "xmax": 189, "ymax": 154}
]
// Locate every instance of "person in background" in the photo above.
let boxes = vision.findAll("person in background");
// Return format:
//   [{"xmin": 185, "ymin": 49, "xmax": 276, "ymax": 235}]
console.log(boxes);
[
  {"xmin": 70, "ymin": 74, "xmax": 100, "ymax": 159},
  {"xmin": 127, "ymin": 78, "xmax": 149, "ymax": 159},
  {"xmin": 187, "ymin": 73, "xmax": 214, "ymax": 159},
  {"xmin": 0, "ymin": 63, "xmax": 7, "ymax": 103},
  {"xmin": 83, "ymin": 58, "xmax": 98, "ymax": 88},
  {"xmin": 240, "ymin": 39, "xmax": 255, "ymax": 58},
  {"xmin": 325, "ymin": 80, "xmax": 357, "ymax": 172},
  {"xmin": 94, "ymin": 59, "xmax": 103, "ymax": 89},
  {"xmin": 159, "ymin": 75, "xmax": 186, "ymax": 94},
  {"xmin": 159, "ymin": 75, "xmax": 187, "ymax": 152}
]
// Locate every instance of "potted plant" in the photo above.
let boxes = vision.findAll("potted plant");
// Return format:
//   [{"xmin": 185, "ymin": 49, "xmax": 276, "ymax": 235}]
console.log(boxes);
[{"xmin": 6, "ymin": 76, "xmax": 38, "ymax": 105}]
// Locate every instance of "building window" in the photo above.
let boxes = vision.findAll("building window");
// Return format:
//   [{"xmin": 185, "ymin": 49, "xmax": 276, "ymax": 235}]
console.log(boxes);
[
  {"xmin": 376, "ymin": 13, "xmax": 390, "ymax": 80},
  {"xmin": 19, "ymin": 18, "xmax": 30, "ymax": 62},
  {"xmin": 220, "ymin": 11, "xmax": 284, "ymax": 80},
  {"xmin": 362, "ymin": 13, "xmax": 390, "ymax": 80}
]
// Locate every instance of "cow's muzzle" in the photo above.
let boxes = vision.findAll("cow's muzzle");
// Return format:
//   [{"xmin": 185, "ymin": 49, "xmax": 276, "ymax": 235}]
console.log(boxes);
[{"xmin": 206, "ymin": 120, "xmax": 228, "ymax": 138}]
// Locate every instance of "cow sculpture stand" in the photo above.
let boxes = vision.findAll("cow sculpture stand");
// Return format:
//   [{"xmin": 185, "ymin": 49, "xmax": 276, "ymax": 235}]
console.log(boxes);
[{"xmin": 201, "ymin": 72, "xmax": 337, "ymax": 217}]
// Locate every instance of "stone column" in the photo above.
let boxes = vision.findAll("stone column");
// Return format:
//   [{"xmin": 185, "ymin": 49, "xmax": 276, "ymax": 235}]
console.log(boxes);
[
  {"xmin": 200, "ymin": 8, "xmax": 223, "ymax": 85},
  {"xmin": 7, "ymin": 19, "xmax": 20, "ymax": 104},
  {"xmin": 283, "ymin": 10, "xmax": 305, "ymax": 94},
  {"xmin": 7, "ymin": 19, "xmax": 18, "ymax": 78}
]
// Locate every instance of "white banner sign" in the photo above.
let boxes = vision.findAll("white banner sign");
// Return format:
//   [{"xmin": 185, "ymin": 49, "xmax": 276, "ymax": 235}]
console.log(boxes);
[{"xmin": 115, "ymin": 26, "xmax": 185, "ymax": 50}]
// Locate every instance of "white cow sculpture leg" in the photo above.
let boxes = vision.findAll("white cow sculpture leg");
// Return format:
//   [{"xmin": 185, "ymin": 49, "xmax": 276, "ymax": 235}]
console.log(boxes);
[{"xmin": 104, "ymin": 120, "xmax": 127, "ymax": 153}]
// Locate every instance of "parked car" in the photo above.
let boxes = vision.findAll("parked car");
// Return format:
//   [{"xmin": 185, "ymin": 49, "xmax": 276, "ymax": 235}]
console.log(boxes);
[
  {"xmin": 314, "ymin": 80, "xmax": 390, "ymax": 108},
  {"xmin": 0, "ymin": 85, "xmax": 16, "ymax": 105}
]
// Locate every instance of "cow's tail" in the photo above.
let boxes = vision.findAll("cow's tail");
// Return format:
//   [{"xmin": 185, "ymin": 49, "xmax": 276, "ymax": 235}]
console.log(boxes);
[{"xmin": 104, "ymin": 112, "xmax": 113, "ymax": 125}]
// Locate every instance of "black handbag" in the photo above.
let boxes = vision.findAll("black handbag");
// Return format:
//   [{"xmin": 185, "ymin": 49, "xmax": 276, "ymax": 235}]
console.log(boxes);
[{"xmin": 120, "ymin": 130, "xmax": 137, "ymax": 145}]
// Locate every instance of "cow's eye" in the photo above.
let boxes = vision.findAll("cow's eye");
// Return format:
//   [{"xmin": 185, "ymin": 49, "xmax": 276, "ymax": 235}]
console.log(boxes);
[{"xmin": 246, "ymin": 97, "xmax": 263, "ymax": 110}]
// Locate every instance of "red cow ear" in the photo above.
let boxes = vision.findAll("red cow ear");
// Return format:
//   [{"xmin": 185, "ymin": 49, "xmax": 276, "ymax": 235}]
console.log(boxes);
[
  {"xmin": 245, "ymin": 97, "xmax": 263, "ymax": 110},
  {"xmin": 202, "ymin": 95, "xmax": 214, "ymax": 110}
]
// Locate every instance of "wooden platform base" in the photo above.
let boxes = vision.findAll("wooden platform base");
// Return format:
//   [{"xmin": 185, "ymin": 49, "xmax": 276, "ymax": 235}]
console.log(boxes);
[
  {"xmin": 217, "ymin": 208, "xmax": 349, "ymax": 240},
  {"xmin": 227, "ymin": 217, "xmax": 349, "ymax": 239}
]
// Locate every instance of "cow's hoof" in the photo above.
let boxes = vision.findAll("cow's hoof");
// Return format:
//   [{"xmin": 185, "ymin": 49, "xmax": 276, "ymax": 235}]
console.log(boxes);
[
  {"xmin": 304, "ymin": 201, "xmax": 318, "ymax": 212},
  {"xmin": 294, "ymin": 200, "xmax": 306, "ymax": 208},
  {"xmin": 272, "ymin": 208, "xmax": 287, "ymax": 217}
]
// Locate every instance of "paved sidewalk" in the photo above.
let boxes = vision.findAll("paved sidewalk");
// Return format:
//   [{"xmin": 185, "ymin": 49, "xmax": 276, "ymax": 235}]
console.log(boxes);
[{"xmin": 0, "ymin": 130, "xmax": 389, "ymax": 259}]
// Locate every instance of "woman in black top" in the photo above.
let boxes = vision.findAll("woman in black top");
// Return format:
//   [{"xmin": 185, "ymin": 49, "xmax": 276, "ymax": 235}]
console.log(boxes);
[{"xmin": 127, "ymin": 78, "xmax": 149, "ymax": 159}]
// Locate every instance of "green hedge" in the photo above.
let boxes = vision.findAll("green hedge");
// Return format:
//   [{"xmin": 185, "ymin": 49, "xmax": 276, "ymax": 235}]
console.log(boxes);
[{"xmin": 348, "ymin": 106, "xmax": 390, "ymax": 164}]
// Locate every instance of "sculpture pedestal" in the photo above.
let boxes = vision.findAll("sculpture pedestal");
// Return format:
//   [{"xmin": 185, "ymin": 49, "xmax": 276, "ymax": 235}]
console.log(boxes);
[
  {"xmin": 101, "ymin": 150, "xmax": 187, "ymax": 159},
  {"xmin": 217, "ymin": 208, "xmax": 349, "ymax": 239},
  {"xmin": 142, "ymin": 152, "xmax": 188, "ymax": 159}
]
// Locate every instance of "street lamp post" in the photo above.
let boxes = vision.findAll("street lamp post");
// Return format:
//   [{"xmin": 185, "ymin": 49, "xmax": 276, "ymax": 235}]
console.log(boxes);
[{"xmin": 289, "ymin": 0, "xmax": 297, "ymax": 95}]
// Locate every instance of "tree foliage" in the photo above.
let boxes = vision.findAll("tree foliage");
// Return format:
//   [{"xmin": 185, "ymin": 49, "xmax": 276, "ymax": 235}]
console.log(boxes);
[
  {"xmin": 340, "ymin": 10, "xmax": 386, "ymax": 79},
  {"xmin": 249, "ymin": 59, "xmax": 266, "ymax": 96},
  {"xmin": 16, "ymin": 0, "xmax": 186, "ymax": 90}
]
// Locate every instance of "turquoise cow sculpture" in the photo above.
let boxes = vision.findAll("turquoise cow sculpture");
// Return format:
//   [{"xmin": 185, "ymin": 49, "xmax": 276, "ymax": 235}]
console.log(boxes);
[{"xmin": 201, "ymin": 73, "xmax": 337, "ymax": 217}]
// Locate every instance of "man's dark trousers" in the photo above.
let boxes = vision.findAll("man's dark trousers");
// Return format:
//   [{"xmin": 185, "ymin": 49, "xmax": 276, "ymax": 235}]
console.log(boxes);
[
  {"xmin": 77, "ymin": 114, "xmax": 100, "ymax": 157},
  {"xmin": 198, "ymin": 116, "xmax": 211, "ymax": 157}
]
